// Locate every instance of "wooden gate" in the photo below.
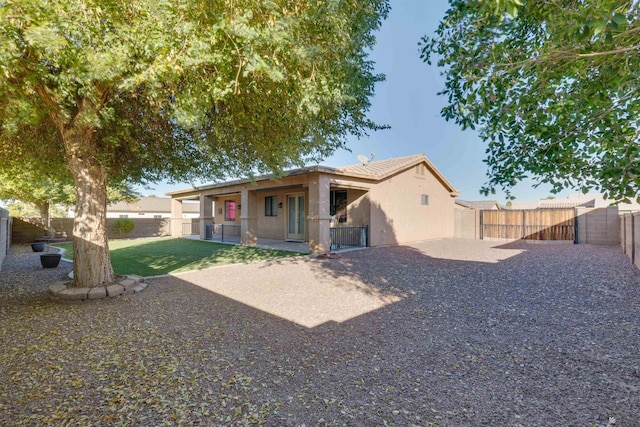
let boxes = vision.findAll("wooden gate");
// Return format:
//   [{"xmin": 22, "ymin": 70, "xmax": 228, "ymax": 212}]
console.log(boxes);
[{"xmin": 481, "ymin": 209, "xmax": 576, "ymax": 241}]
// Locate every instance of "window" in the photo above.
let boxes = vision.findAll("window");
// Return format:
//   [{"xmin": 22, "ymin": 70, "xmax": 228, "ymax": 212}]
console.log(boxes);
[
  {"xmin": 119, "ymin": 214, "xmax": 128, "ymax": 218},
  {"xmin": 154, "ymin": 215, "xmax": 162, "ymax": 219},
  {"xmin": 421, "ymin": 194, "xmax": 429, "ymax": 205},
  {"xmin": 330, "ymin": 190, "xmax": 348, "ymax": 223},
  {"xmin": 225, "ymin": 200, "xmax": 236, "ymax": 221},
  {"xmin": 265, "ymin": 196, "xmax": 277, "ymax": 217}
]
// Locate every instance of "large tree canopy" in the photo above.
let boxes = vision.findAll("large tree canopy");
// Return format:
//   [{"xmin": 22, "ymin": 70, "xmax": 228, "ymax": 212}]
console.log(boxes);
[
  {"xmin": 0, "ymin": 0, "xmax": 389, "ymax": 287},
  {"xmin": 421, "ymin": 0, "xmax": 640, "ymax": 200}
]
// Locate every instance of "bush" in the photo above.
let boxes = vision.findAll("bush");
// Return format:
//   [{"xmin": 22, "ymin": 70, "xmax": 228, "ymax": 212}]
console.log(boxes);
[{"xmin": 113, "ymin": 218, "xmax": 135, "ymax": 237}]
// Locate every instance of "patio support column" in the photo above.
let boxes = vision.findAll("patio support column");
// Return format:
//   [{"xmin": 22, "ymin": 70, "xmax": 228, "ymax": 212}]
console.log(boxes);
[
  {"xmin": 240, "ymin": 187, "xmax": 258, "ymax": 245},
  {"xmin": 199, "ymin": 194, "xmax": 214, "ymax": 240},
  {"xmin": 170, "ymin": 198, "xmax": 183, "ymax": 237},
  {"xmin": 308, "ymin": 173, "xmax": 331, "ymax": 253}
]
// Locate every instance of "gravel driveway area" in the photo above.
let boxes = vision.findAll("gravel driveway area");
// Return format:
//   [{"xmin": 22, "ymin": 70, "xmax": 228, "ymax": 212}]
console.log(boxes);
[{"xmin": 1, "ymin": 239, "xmax": 639, "ymax": 426}]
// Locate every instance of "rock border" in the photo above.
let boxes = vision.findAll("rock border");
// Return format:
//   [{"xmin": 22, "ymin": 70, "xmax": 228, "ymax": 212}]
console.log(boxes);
[{"xmin": 49, "ymin": 275, "xmax": 147, "ymax": 303}]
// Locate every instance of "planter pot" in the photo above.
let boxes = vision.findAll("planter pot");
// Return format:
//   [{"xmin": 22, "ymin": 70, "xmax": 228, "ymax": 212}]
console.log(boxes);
[
  {"xmin": 31, "ymin": 242, "xmax": 46, "ymax": 252},
  {"xmin": 40, "ymin": 253, "xmax": 62, "ymax": 268}
]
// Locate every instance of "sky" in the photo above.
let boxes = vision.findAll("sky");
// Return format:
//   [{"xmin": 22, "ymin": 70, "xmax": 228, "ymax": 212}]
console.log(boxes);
[{"xmin": 146, "ymin": 0, "xmax": 565, "ymax": 204}]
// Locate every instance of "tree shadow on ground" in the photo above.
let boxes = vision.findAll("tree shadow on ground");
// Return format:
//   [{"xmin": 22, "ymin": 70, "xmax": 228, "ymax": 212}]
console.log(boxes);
[
  {"xmin": 82, "ymin": 237, "xmax": 303, "ymax": 276},
  {"xmin": 1, "ymin": 240, "xmax": 639, "ymax": 426}
]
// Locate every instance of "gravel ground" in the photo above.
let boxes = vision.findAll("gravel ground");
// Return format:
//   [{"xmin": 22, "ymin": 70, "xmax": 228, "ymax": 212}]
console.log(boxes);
[{"xmin": 1, "ymin": 239, "xmax": 639, "ymax": 426}]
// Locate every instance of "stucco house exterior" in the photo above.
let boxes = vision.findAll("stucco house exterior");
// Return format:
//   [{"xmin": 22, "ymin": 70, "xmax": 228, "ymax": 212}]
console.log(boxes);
[{"xmin": 167, "ymin": 154, "xmax": 459, "ymax": 253}]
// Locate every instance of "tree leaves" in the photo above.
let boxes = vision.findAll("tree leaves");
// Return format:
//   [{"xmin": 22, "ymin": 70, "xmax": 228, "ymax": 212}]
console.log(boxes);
[
  {"xmin": 422, "ymin": 0, "xmax": 640, "ymax": 200},
  {"xmin": 0, "ymin": 0, "xmax": 389, "ymax": 183}
]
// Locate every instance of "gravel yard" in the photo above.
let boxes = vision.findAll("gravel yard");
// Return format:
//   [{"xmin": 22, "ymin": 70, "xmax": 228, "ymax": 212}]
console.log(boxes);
[{"xmin": 1, "ymin": 239, "xmax": 639, "ymax": 426}]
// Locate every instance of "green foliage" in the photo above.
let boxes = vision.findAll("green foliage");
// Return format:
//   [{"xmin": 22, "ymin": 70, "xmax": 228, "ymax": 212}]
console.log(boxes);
[
  {"xmin": 0, "ymin": 164, "xmax": 139, "ymax": 216},
  {"xmin": 6, "ymin": 201, "xmax": 67, "ymax": 219},
  {"xmin": 421, "ymin": 0, "xmax": 640, "ymax": 201},
  {"xmin": 112, "ymin": 218, "xmax": 135, "ymax": 237},
  {"xmin": 0, "ymin": 0, "xmax": 389, "ymax": 183}
]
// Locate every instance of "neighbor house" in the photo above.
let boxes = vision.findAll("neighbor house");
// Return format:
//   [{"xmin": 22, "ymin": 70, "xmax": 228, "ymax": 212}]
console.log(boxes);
[
  {"xmin": 509, "ymin": 193, "xmax": 640, "ymax": 214},
  {"xmin": 167, "ymin": 154, "xmax": 459, "ymax": 253},
  {"xmin": 68, "ymin": 196, "xmax": 200, "ymax": 219},
  {"xmin": 455, "ymin": 199, "xmax": 507, "ymax": 210}
]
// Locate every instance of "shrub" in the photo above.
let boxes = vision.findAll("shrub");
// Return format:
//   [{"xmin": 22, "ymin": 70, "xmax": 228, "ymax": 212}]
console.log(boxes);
[{"xmin": 113, "ymin": 218, "xmax": 135, "ymax": 238}]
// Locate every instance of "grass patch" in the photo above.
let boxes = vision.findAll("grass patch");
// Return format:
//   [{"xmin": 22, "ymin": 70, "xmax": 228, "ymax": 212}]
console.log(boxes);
[{"xmin": 54, "ymin": 237, "xmax": 304, "ymax": 277}]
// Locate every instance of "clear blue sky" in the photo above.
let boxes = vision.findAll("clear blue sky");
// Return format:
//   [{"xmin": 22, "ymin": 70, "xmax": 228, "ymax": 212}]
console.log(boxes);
[{"xmin": 150, "ymin": 0, "xmax": 563, "ymax": 203}]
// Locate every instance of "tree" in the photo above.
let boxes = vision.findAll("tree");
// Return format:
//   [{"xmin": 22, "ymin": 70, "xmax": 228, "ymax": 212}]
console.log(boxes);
[
  {"xmin": 0, "ymin": 164, "xmax": 139, "ymax": 233},
  {"xmin": 0, "ymin": 164, "xmax": 75, "ymax": 228},
  {"xmin": 0, "ymin": 0, "xmax": 388, "ymax": 287},
  {"xmin": 421, "ymin": 0, "xmax": 640, "ymax": 201}
]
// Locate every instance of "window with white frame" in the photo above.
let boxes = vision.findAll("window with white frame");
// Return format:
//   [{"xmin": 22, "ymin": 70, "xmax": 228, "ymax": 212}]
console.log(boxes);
[{"xmin": 265, "ymin": 196, "xmax": 277, "ymax": 217}]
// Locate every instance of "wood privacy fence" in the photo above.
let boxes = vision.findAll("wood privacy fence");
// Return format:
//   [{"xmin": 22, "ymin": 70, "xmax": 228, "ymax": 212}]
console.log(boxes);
[{"xmin": 480, "ymin": 209, "xmax": 576, "ymax": 241}]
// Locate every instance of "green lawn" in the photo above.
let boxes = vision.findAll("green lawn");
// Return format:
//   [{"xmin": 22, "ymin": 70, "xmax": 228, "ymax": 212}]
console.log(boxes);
[{"xmin": 54, "ymin": 237, "xmax": 304, "ymax": 277}]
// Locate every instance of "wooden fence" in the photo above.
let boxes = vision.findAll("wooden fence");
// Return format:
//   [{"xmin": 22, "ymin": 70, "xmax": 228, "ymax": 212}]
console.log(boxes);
[{"xmin": 481, "ymin": 209, "xmax": 576, "ymax": 241}]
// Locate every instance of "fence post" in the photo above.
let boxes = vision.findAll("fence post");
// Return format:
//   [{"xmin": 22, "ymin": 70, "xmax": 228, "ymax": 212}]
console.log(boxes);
[
  {"xmin": 522, "ymin": 210, "xmax": 526, "ymax": 240},
  {"xmin": 574, "ymin": 208, "xmax": 579, "ymax": 244},
  {"xmin": 479, "ymin": 210, "xmax": 484, "ymax": 240},
  {"xmin": 632, "ymin": 214, "xmax": 636, "ymax": 266}
]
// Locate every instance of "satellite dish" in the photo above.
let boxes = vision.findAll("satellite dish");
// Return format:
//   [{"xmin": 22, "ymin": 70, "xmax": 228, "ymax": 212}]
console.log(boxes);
[{"xmin": 357, "ymin": 152, "xmax": 376, "ymax": 166}]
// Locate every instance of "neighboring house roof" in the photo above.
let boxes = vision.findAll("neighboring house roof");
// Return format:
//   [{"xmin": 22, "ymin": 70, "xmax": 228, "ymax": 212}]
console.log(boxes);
[
  {"xmin": 455, "ymin": 199, "xmax": 474, "ymax": 209},
  {"xmin": 455, "ymin": 199, "xmax": 506, "ymax": 210},
  {"xmin": 167, "ymin": 154, "xmax": 460, "ymax": 197},
  {"xmin": 508, "ymin": 201, "xmax": 540, "ymax": 210},
  {"xmin": 538, "ymin": 198, "xmax": 595, "ymax": 208},
  {"xmin": 508, "ymin": 193, "xmax": 640, "ymax": 211},
  {"xmin": 107, "ymin": 197, "xmax": 200, "ymax": 213}
]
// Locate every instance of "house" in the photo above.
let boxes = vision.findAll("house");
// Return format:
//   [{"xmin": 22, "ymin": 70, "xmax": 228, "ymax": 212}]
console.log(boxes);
[
  {"xmin": 68, "ymin": 196, "xmax": 200, "ymax": 219},
  {"xmin": 509, "ymin": 193, "xmax": 640, "ymax": 214},
  {"xmin": 167, "ymin": 154, "xmax": 460, "ymax": 253},
  {"xmin": 455, "ymin": 199, "xmax": 507, "ymax": 210}
]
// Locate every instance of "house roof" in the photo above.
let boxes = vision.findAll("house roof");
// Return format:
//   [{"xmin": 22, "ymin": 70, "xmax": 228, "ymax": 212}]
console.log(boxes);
[
  {"xmin": 455, "ymin": 199, "xmax": 506, "ymax": 210},
  {"xmin": 538, "ymin": 198, "xmax": 595, "ymax": 208},
  {"xmin": 167, "ymin": 154, "xmax": 460, "ymax": 197},
  {"xmin": 107, "ymin": 197, "xmax": 200, "ymax": 213}
]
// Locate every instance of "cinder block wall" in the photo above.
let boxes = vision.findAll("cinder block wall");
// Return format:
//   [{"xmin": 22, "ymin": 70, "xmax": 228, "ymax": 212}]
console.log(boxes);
[
  {"xmin": 634, "ymin": 213, "xmax": 640, "ymax": 271},
  {"xmin": 0, "ymin": 208, "xmax": 9, "ymax": 271},
  {"xmin": 454, "ymin": 209, "xmax": 480, "ymax": 239},
  {"xmin": 575, "ymin": 207, "xmax": 620, "ymax": 245},
  {"xmin": 12, "ymin": 217, "xmax": 171, "ymax": 243},
  {"xmin": 619, "ymin": 212, "xmax": 640, "ymax": 270}
]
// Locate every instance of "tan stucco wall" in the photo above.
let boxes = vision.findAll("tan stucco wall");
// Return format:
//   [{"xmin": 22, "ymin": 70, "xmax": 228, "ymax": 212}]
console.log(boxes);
[
  {"xmin": 365, "ymin": 167, "xmax": 455, "ymax": 246},
  {"xmin": 255, "ymin": 188, "xmax": 309, "ymax": 240}
]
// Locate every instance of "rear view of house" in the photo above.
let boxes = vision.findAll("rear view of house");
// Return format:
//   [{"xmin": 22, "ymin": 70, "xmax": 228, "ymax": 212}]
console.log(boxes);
[{"xmin": 168, "ymin": 154, "xmax": 459, "ymax": 253}]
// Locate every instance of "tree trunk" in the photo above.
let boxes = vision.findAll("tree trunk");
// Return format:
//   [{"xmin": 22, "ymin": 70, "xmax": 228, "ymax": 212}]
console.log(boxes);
[
  {"xmin": 63, "ymin": 122, "xmax": 116, "ymax": 288},
  {"xmin": 35, "ymin": 201, "xmax": 51, "ymax": 236}
]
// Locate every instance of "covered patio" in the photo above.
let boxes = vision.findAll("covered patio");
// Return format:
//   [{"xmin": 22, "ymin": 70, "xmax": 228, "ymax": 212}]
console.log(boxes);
[{"xmin": 168, "ymin": 168, "xmax": 372, "ymax": 254}]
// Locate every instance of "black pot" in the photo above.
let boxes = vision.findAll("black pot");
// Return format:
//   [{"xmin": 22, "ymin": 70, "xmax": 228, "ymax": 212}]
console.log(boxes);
[
  {"xmin": 31, "ymin": 242, "xmax": 45, "ymax": 252},
  {"xmin": 40, "ymin": 253, "xmax": 62, "ymax": 268}
]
